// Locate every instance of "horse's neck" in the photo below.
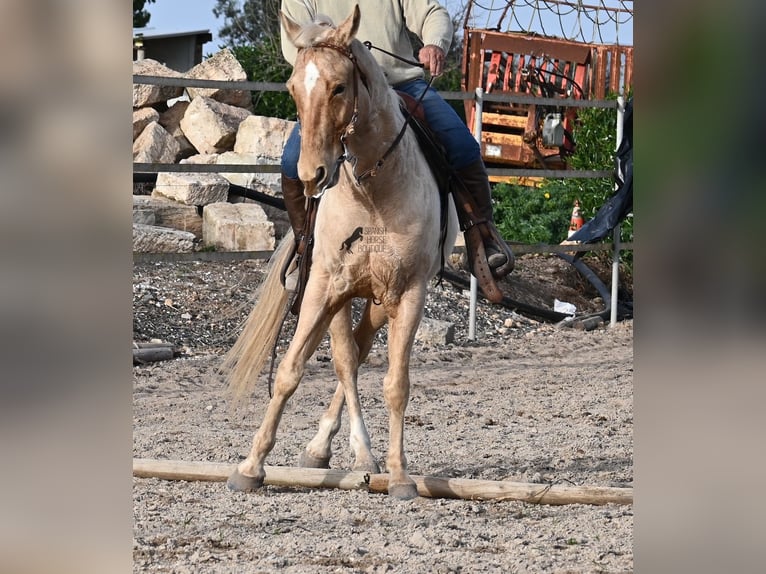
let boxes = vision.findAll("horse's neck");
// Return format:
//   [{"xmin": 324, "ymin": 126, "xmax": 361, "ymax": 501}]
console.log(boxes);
[
  {"xmin": 344, "ymin": 88, "xmax": 407, "ymax": 174},
  {"xmin": 342, "ymin": 126, "xmax": 431, "ymax": 218},
  {"xmin": 341, "ymin": 45, "xmax": 431, "ymax": 205},
  {"xmin": 349, "ymin": 45, "xmax": 404, "ymax": 146}
]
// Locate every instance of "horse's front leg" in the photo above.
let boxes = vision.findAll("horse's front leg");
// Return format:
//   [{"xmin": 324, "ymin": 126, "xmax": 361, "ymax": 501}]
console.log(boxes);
[
  {"xmin": 383, "ymin": 285, "xmax": 426, "ymax": 500},
  {"xmin": 227, "ymin": 283, "xmax": 335, "ymax": 492}
]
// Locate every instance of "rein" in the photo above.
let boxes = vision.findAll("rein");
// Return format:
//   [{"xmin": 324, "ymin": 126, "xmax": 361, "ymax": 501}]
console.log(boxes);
[
  {"xmin": 309, "ymin": 40, "xmax": 434, "ymax": 185},
  {"xmin": 362, "ymin": 40, "xmax": 424, "ymax": 69}
]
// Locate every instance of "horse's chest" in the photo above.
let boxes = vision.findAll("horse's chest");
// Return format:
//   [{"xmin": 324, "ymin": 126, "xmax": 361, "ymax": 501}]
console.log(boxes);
[
  {"xmin": 336, "ymin": 224, "xmax": 388, "ymax": 256},
  {"xmin": 315, "ymin": 222, "xmax": 405, "ymax": 295}
]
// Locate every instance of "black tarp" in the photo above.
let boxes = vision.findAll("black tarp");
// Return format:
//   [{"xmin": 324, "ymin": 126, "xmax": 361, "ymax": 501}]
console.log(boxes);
[{"xmin": 566, "ymin": 97, "xmax": 633, "ymax": 244}]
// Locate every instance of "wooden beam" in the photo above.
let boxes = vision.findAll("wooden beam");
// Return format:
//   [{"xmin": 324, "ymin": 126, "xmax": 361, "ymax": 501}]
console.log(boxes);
[
  {"xmin": 482, "ymin": 111, "xmax": 529, "ymax": 130},
  {"xmin": 133, "ymin": 458, "xmax": 632, "ymax": 506},
  {"xmin": 133, "ymin": 459, "xmax": 369, "ymax": 491},
  {"xmin": 368, "ymin": 474, "xmax": 631, "ymax": 505},
  {"xmin": 482, "ymin": 131, "xmax": 524, "ymax": 147}
]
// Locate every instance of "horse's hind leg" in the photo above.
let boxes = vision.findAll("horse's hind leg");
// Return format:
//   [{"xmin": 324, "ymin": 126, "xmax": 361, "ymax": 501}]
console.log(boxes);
[
  {"xmin": 356, "ymin": 298, "xmax": 388, "ymax": 363},
  {"xmin": 228, "ymin": 300, "xmax": 333, "ymax": 492},
  {"xmin": 298, "ymin": 381, "xmax": 344, "ymax": 469},
  {"xmin": 382, "ymin": 286, "xmax": 426, "ymax": 500},
  {"xmin": 300, "ymin": 301, "xmax": 384, "ymax": 472}
]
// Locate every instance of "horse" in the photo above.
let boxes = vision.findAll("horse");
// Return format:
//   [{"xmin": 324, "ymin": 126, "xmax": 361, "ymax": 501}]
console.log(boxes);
[{"xmin": 223, "ymin": 5, "xmax": 459, "ymax": 500}]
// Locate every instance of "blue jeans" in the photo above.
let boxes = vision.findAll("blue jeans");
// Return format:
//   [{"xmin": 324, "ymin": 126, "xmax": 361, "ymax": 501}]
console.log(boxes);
[{"xmin": 281, "ymin": 79, "xmax": 481, "ymax": 179}]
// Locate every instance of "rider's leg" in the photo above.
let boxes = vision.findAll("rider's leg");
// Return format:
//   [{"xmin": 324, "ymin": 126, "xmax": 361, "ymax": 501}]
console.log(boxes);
[
  {"xmin": 395, "ymin": 79, "xmax": 514, "ymax": 279},
  {"xmin": 281, "ymin": 124, "xmax": 309, "ymax": 290}
]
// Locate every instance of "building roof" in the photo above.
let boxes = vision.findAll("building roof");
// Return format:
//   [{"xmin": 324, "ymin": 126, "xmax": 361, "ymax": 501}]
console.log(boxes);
[{"xmin": 133, "ymin": 28, "xmax": 212, "ymax": 42}]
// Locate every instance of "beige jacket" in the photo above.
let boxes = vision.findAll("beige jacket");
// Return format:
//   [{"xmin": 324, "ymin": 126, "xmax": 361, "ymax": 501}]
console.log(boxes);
[{"xmin": 280, "ymin": 0, "xmax": 452, "ymax": 85}]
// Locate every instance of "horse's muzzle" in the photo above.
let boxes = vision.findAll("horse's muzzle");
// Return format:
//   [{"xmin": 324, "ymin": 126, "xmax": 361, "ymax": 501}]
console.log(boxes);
[{"xmin": 303, "ymin": 163, "xmax": 341, "ymax": 198}]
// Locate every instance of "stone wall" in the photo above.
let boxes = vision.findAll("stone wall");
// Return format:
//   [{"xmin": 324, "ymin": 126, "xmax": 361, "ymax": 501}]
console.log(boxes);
[{"xmin": 133, "ymin": 49, "xmax": 296, "ymax": 253}]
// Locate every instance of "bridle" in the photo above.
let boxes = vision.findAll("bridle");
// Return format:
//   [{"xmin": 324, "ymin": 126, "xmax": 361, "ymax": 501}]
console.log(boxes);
[{"xmin": 303, "ymin": 40, "xmax": 433, "ymax": 186}]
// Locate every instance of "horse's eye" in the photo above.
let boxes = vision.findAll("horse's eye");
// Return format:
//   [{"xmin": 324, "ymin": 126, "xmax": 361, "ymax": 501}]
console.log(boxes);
[{"xmin": 332, "ymin": 84, "xmax": 346, "ymax": 97}]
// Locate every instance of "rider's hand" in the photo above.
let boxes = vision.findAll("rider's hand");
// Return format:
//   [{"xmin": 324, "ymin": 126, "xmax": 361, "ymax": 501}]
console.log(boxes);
[{"xmin": 419, "ymin": 45, "xmax": 445, "ymax": 77}]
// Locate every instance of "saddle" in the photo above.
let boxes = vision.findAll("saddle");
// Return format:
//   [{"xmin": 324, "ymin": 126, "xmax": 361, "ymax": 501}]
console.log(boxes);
[{"xmin": 396, "ymin": 92, "xmax": 507, "ymax": 304}]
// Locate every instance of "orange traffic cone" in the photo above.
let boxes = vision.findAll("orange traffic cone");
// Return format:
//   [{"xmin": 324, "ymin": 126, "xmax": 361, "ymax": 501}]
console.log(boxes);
[{"xmin": 568, "ymin": 199, "xmax": 584, "ymax": 238}]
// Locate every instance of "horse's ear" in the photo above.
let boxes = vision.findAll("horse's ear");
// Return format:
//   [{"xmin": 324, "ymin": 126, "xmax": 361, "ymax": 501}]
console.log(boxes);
[
  {"xmin": 280, "ymin": 11, "xmax": 302, "ymax": 45},
  {"xmin": 335, "ymin": 4, "xmax": 361, "ymax": 46}
]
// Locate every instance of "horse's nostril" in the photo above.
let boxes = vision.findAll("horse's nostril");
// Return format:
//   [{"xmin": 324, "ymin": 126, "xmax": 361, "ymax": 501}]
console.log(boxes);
[{"xmin": 315, "ymin": 166, "xmax": 326, "ymax": 186}]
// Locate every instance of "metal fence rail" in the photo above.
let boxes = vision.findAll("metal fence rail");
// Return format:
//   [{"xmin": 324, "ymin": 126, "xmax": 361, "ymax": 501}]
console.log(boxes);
[{"xmin": 132, "ymin": 74, "xmax": 632, "ymax": 330}]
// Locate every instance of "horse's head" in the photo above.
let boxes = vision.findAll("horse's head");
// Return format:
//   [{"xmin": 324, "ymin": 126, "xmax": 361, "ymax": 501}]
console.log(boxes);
[{"xmin": 281, "ymin": 6, "xmax": 362, "ymax": 197}]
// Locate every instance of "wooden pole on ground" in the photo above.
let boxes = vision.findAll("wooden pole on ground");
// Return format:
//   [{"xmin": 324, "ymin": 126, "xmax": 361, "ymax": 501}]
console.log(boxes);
[
  {"xmin": 133, "ymin": 458, "xmax": 632, "ymax": 506},
  {"xmin": 367, "ymin": 474, "xmax": 631, "ymax": 505},
  {"xmin": 133, "ymin": 459, "xmax": 369, "ymax": 491}
]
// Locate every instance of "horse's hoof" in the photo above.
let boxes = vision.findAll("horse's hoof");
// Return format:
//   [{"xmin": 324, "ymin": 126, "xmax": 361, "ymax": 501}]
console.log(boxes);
[
  {"xmin": 298, "ymin": 450, "xmax": 330, "ymax": 469},
  {"xmin": 227, "ymin": 469, "xmax": 264, "ymax": 492},
  {"xmin": 353, "ymin": 459, "xmax": 380, "ymax": 474},
  {"xmin": 388, "ymin": 482, "xmax": 419, "ymax": 500}
]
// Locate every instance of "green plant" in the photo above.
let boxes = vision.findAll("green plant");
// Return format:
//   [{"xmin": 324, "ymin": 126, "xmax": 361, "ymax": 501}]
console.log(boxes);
[
  {"xmin": 493, "ymin": 183, "xmax": 574, "ymax": 244},
  {"xmin": 493, "ymin": 92, "xmax": 633, "ymax": 251},
  {"xmin": 229, "ymin": 44, "xmax": 296, "ymax": 120},
  {"xmin": 133, "ymin": 0, "xmax": 155, "ymax": 28},
  {"xmin": 543, "ymin": 102, "xmax": 622, "ymax": 233},
  {"xmin": 212, "ymin": 0, "xmax": 296, "ymax": 119}
]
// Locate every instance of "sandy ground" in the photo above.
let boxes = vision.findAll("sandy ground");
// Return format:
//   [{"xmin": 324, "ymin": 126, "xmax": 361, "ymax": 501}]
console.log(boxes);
[{"xmin": 133, "ymin": 257, "xmax": 633, "ymax": 572}]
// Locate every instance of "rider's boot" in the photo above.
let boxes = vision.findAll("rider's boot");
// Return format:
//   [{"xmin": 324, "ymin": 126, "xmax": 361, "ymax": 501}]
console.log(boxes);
[
  {"xmin": 456, "ymin": 158, "xmax": 515, "ymax": 279},
  {"xmin": 281, "ymin": 173, "xmax": 308, "ymax": 291}
]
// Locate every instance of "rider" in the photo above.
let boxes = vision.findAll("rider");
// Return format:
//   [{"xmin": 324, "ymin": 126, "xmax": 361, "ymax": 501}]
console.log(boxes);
[{"xmin": 279, "ymin": 0, "xmax": 514, "ymax": 290}]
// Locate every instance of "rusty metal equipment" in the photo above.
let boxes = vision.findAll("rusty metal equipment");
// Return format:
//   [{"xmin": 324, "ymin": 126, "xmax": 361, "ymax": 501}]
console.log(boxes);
[{"xmin": 461, "ymin": 28, "xmax": 633, "ymax": 173}]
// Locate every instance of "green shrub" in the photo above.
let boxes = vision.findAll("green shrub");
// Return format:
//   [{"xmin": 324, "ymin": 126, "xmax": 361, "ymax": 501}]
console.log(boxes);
[
  {"xmin": 493, "ymin": 94, "xmax": 633, "ymax": 250},
  {"xmin": 493, "ymin": 183, "xmax": 575, "ymax": 244},
  {"xmin": 229, "ymin": 44, "xmax": 296, "ymax": 120}
]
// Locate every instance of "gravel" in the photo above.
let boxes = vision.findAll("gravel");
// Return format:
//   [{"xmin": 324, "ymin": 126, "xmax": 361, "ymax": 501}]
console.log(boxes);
[{"xmin": 133, "ymin": 254, "xmax": 633, "ymax": 572}]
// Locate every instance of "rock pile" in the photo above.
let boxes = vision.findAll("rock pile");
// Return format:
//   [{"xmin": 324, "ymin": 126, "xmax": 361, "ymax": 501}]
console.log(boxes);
[{"xmin": 132, "ymin": 49, "xmax": 296, "ymax": 253}]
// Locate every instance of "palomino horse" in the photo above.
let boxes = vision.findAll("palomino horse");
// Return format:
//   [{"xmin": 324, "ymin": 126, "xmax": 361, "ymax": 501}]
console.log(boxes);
[{"xmin": 223, "ymin": 6, "xmax": 458, "ymax": 500}]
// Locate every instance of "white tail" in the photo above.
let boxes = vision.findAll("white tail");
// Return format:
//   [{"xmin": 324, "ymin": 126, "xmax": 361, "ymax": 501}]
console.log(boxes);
[{"xmin": 221, "ymin": 231, "xmax": 295, "ymax": 407}]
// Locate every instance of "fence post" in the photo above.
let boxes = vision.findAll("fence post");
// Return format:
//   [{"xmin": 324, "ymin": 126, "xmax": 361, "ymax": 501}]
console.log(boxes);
[
  {"xmin": 610, "ymin": 95, "xmax": 626, "ymax": 326},
  {"xmin": 468, "ymin": 87, "xmax": 484, "ymax": 341}
]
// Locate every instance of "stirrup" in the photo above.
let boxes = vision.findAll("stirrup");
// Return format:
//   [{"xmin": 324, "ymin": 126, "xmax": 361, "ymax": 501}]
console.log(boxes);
[
  {"xmin": 481, "ymin": 221, "xmax": 515, "ymax": 279},
  {"xmin": 485, "ymin": 245, "xmax": 508, "ymax": 269}
]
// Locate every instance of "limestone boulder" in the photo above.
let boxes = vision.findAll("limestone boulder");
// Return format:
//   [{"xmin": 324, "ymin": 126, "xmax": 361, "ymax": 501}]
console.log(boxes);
[
  {"xmin": 133, "ymin": 59, "xmax": 184, "ymax": 107},
  {"xmin": 234, "ymin": 115, "xmax": 296, "ymax": 158},
  {"xmin": 180, "ymin": 96, "xmax": 251, "ymax": 154},
  {"xmin": 133, "ymin": 121, "xmax": 181, "ymax": 164},
  {"xmin": 202, "ymin": 203, "xmax": 275, "ymax": 252},
  {"xmin": 180, "ymin": 153, "xmax": 220, "ymax": 165},
  {"xmin": 223, "ymin": 115, "xmax": 296, "ymax": 192},
  {"xmin": 158, "ymin": 101, "xmax": 196, "ymax": 159},
  {"xmin": 133, "ymin": 107, "xmax": 159, "ymax": 141},
  {"xmin": 186, "ymin": 49, "xmax": 252, "ymax": 109},
  {"xmin": 152, "ymin": 172, "xmax": 230, "ymax": 206},
  {"xmin": 133, "ymin": 224, "xmax": 196, "ymax": 253},
  {"xmin": 216, "ymin": 151, "xmax": 280, "ymax": 191},
  {"xmin": 133, "ymin": 195, "xmax": 203, "ymax": 238},
  {"xmin": 133, "ymin": 206, "xmax": 156, "ymax": 225},
  {"xmin": 415, "ymin": 317, "xmax": 455, "ymax": 345}
]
